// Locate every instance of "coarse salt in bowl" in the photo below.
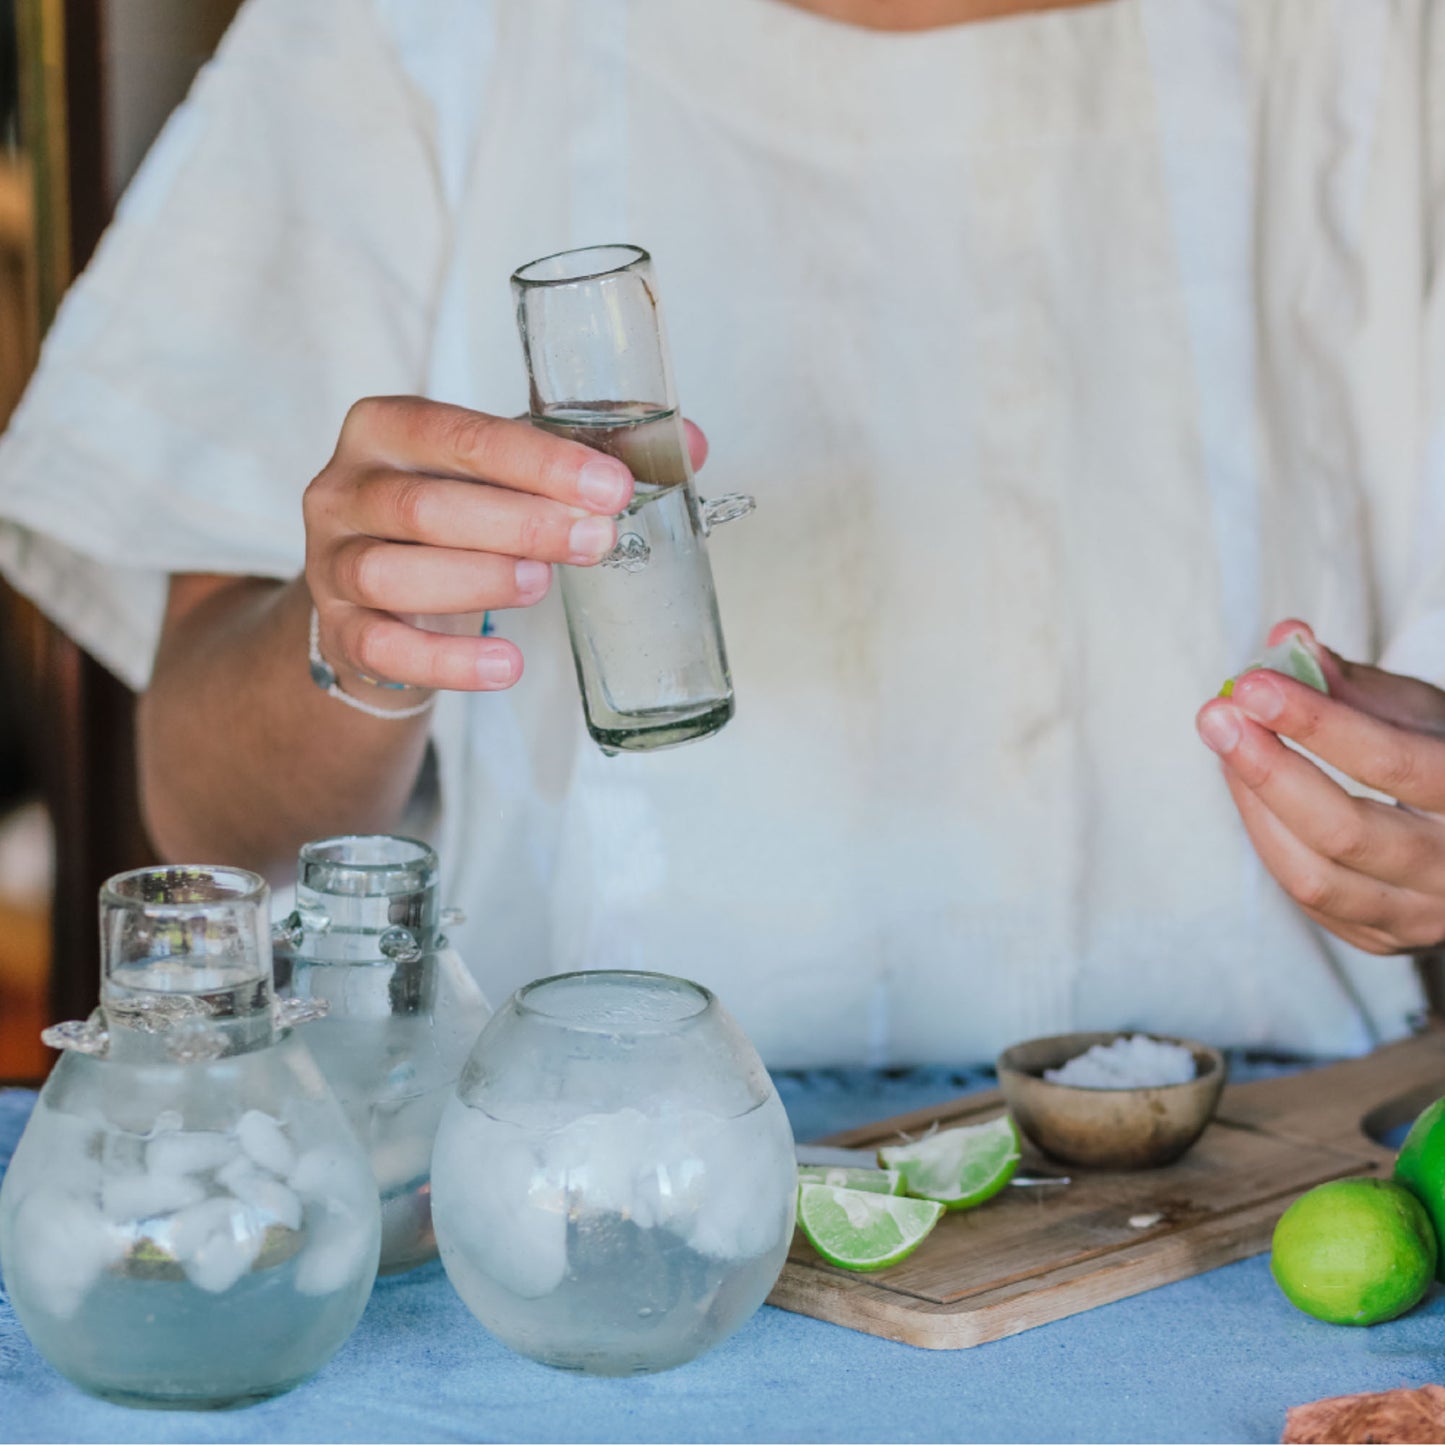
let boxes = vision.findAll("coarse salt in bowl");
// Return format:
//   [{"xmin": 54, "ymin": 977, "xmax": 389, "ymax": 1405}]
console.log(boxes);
[{"xmin": 996, "ymin": 1031, "xmax": 1226, "ymax": 1170}]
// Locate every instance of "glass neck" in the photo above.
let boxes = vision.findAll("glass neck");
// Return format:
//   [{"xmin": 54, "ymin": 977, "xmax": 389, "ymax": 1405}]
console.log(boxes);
[
  {"xmin": 98, "ymin": 865, "xmax": 277, "ymax": 1062},
  {"xmin": 292, "ymin": 835, "xmax": 439, "ymax": 964}
]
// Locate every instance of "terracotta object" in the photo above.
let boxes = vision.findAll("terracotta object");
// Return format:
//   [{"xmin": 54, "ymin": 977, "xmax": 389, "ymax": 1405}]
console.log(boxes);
[
  {"xmin": 995, "ymin": 1031, "xmax": 1225, "ymax": 1169},
  {"xmin": 1282, "ymin": 1383, "xmax": 1445, "ymax": 1443}
]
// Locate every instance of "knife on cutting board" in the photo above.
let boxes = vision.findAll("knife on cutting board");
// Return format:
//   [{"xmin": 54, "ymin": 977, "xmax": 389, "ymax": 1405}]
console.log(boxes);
[{"xmin": 795, "ymin": 1143, "xmax": 1069, "ymax": 1187}]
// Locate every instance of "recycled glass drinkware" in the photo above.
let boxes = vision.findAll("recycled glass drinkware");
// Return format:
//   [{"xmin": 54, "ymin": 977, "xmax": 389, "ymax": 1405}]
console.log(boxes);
[
  {"xmin": 0, "ymin": 867, "xmax": 381, "ymax": 1409},
  {"xmin": 431, "ymin": 969, "xmax": 797, "ymax": 1374},
  {"xmin": 273, "ymin": 835, "xmax": 491, "ymax": 1273},
  {"xmin": 512, "ymin": 244, "xmax": 754, "ymax": 755}
]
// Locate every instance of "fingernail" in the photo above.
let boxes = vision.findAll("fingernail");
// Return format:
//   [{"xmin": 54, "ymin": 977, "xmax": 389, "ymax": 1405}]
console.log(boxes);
[
  {"xmin": 514, "ymin": 559, "xmax": 551, "ymax": 597},
  {"xmin": 1235, "ymin": 673, "xmax": 1284, "ymax": 723},
  {"xmin": 477, "ymin": 651, "xmax": 516, "ymax": 686},
  {"xmin": 577, "ymin": 459, "xmax": 631, "ymax": 510},
  {"xmin": 568, "ymin": 515, "xmax": 615, "ymax": 561},
  {"xmin": 1198, "ymin": 706, "xmax": 1241, "ymax": 755}
]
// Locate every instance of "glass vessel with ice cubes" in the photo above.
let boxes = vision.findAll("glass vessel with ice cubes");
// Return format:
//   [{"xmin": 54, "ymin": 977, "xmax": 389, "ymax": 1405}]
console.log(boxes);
[
  {"xmin": 0, "ymin": 866, "xmax": 381, "ymax": 1409},
  {"xmin": 430, "ymin": 970, "xmax": 796, "ymax": 1374},
  {"xmin": 272, "ymin": 835, "xmax": 490, "ymax": 1274}
]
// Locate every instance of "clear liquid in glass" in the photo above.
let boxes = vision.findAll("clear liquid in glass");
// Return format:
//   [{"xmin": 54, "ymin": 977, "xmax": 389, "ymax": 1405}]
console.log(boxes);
[{"xmin": 535, "ymin": 405, "xmax": 734, "ymax": 754}]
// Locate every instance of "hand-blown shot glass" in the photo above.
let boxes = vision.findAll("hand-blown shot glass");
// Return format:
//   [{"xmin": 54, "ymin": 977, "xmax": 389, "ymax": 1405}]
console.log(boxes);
[{"xmin": 511, "ymin": 244, "xmax": 754, "ymax": 755}]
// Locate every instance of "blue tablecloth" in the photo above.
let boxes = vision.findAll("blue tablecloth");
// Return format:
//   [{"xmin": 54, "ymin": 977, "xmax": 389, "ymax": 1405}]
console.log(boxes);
[{"xmin": 2, "ymin": 1065, "xmax": 1443, "ymax": 1444}]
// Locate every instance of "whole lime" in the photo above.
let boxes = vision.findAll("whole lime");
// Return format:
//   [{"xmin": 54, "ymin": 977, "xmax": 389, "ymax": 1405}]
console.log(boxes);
[
  {"xmin": 1393, "ymin": 1097, "xmax": 1445, "ymax": 1281},
  {"xmin": 1270, "ymin": 1178, "xmax": 1436, "ymax": 1326}
]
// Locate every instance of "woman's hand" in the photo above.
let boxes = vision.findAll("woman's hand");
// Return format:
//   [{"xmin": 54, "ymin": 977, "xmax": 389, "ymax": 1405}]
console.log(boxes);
[
  {"xmin": 1196, "ymin": 620, "xmax": 1445, "ymax": 954},
  {"xmin": 303, "ymin": 396, "xmax": 707, "ymax": 694}
]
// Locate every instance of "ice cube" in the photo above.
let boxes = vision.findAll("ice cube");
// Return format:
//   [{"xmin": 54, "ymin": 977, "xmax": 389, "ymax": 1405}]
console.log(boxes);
[
  {"xmin": 32, "ymin": 1105, "xmax": 105, "ymax": 1196},
  {"xmin": 217, "ymin": 1159, "xmax": 302, "ymax": 1231},
  {"xmin": 100, "ymin": 1170, "xmax": 206, "ymax": 1223},
  {"xmin": 12, "ymin": 1190, "xmax": 125, "ymax": 1319},
  {"xmin": 100, "ymin": 1131, "xmax": 148, "ymax": 1177},
  {"xmin": 146, "ymin": 1130, "xmax": 238, "ymax": 1177},
  {"xmin": 289, "ymin": 1144, "xmax": 371, "ymax": 1202},
  {"xmin": 168, "ymin": 1197, "xmax": 264, "ymax": 1293},
  {"xmin": 548, "ymin": 1108, "xmax": 658, "ymax": 1223},
  {"xmin": 150, "ymin": 1109, "xmax": 184, "ymax": 1135},
  {"xmin": 236, "ymin": 1109, "xmax": 295, "ymax": 1177},
  {"xmin": 184, "ymin": 1218, "xmax": 263, "ymax": 1293},
  {"xmin": 434, "ymin": 1113, "xmax": 566, "ymax": 1299},
  {"xmin": 676, "ymin": 1104, "xmax": 795, "ymax": 1262},
  {"xmin": 294, "ymin": 1201, "xmax": 378, "ymax": 1297}
]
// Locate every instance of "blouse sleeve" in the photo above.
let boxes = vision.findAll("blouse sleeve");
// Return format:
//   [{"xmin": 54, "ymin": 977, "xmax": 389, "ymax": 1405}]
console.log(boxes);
[
  {"xmin": 0, "ymin": 0, "xmax": 448, "ymax": 689},
  {"xmin": 1377, "ymin": 0, "xmax": 1445, "ymax": 682}
]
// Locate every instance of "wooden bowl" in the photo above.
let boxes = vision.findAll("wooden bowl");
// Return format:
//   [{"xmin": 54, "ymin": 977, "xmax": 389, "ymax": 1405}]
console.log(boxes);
[{"xmin": 995, "ymin": 1031, "xmax": 1226, "ymax": 1170}]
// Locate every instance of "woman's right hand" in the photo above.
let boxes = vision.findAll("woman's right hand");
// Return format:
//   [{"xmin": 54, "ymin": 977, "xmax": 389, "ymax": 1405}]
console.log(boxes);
[{"xmin": 303, "ymin": 396, "xmax": 648, "ymax": 694}]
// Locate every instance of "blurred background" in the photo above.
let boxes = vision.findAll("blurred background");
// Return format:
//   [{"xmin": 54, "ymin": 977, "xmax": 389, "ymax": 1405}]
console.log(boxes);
[{"xmin": 0, "ymin": 0, "xmax": 240, "ymax": 1083}]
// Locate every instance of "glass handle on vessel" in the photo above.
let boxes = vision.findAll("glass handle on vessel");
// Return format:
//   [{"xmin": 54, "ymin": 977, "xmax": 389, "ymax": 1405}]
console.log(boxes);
[
  {"xmin": 273, "ymin": 904, "xmax": 331, "ymax": 951},
  {"xmin": 273, "ymin": 996, "xmax": 329, "ymax": 1030},
  {"xmin": 699, "ymin": 493, "xmax": 756, "ymax": 535},
  {"xmin": 40, "ymin": 1016, "xmax": 109, "ymax": 1055},
  {"xmin": 379, "ymin": 926, "xmax": 423, "ymax": 963}
]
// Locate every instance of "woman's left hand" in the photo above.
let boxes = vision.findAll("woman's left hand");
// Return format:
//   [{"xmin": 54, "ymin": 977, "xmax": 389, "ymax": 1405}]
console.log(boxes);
[{"xmin": 1196, "ymin": 620, "xmax": 1445, "ymax": 954}]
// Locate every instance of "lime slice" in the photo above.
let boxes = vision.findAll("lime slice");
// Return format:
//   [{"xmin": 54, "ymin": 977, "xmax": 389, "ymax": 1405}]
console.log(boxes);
[
  {"xmin": 796, "ymin": 1166, "xmax": 904, "ymax": 1195},
  {"xmin": 877, "ymin": 1115, "xmax": 1021, "ymax": 1211},
  {"xmin": 1220, "ymin": 634, "xmax": 1328, "ymax": 699},
  {"xmin": 796, "ymin": 1183, "xmax": 944, "ymax": 1271}
]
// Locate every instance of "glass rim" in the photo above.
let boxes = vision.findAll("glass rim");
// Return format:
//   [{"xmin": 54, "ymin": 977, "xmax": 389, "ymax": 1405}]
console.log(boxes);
[
  {"xmin": 298, "ymin": 834, "xmax": 438, "ymax": 875},
  {"xmin": 511, "ymin": 243, "xmax": 650, "ymax": 290},
  {"xmin": 100, "ymin": 864, "xmax": 268, "ymax": 914},
  {"xmin": 515, "ymin": 969, "xmax": 715, "ymax": 1030}
]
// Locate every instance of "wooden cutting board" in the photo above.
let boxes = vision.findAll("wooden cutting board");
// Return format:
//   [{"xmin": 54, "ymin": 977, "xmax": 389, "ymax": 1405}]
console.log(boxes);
[{"xmin": 766, "ymin": 1029, "xmax": 1445, "ymax": 1350}]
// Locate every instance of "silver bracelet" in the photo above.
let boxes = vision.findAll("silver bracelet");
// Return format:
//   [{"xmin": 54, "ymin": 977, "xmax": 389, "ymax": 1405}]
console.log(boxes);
[{"xmin": 308, "ymin": 608, "xmax": 436, "ymax": 721}]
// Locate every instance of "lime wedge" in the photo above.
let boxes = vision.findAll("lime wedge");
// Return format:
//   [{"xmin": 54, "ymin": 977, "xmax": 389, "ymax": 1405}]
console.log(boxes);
[
  {"xmin": 878, "ymin": 1115, "xmax": 1021, "ymax": 1211},
  {"xmin": 1220, "ymin": 634, "xmax": 1328, "ymax": 699},
  {"xmin": 796, "ymin": 1166, "xmax": 904, "ymax": 1195},
  {"xmin": 797, "ymin": 1183, "xmax": 944, "ymax": 1271}
]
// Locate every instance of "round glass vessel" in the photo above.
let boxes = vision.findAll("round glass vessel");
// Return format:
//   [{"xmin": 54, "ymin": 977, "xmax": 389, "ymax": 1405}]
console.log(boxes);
[
  {"xmin": 274, "ymin": 836, "xmax": 491, "ymax": 1273},
  {"xmin": 431, "ymin": 970, "xmax": 796, "ymax": 1374},
  {"xmin": 0, "ymin": 867, "xmax": 381, "ymax": 1410}
]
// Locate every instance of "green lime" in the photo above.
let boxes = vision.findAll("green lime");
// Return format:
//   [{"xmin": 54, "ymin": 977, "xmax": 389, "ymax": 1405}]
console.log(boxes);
[
  {"xmin": 796, "ymin": 1166, "xmax": 904, "ymax": 1195},
  {"xmin": 1220, "ymin": 634, "xmax": 1329, "ymax": 699},
  {"xmin": 796, "ymin": 1183, "xmax": 944, "ymax": 1271},
  {"xmin": 1392, "ymin": 1096, "xmax": 1445, "ymax": 1281},
  {"xmin": 1270, "ymin": 1178, "xmax": 1436, "ymax": 1325},
  {"xmin": 877, "ymin": 1115, "xmax": 1021, "ymax": 1211}
]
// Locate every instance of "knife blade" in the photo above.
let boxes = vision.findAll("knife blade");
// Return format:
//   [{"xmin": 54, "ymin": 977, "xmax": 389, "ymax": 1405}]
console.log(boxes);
[{"xmin": 795, "ymin": 1142, "xmax": 1070, "ymax": 1188}]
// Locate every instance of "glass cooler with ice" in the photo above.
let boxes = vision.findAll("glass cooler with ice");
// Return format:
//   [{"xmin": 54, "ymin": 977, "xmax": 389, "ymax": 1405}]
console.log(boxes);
[
  {"xmin": 430, "ymin": 969, "xmax": 797, "ymax": 1374},
  {"xmin": 0, "ymin": 866, "xmax": 381, "ymax": 1409},
  {"xmin": 272, "ymin": 835, "xmax": 491, "ymax": 1274}
]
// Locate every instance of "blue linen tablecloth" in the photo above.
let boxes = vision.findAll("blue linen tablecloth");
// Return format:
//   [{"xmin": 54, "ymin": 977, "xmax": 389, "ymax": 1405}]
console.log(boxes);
[{"xmin": 2, "ymin": 1066, "xmax": 1444, "ymax": 1445}]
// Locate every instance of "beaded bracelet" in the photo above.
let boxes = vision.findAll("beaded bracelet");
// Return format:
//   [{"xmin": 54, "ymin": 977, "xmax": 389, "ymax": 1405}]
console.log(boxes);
[{"xmin": 308, "ymin": 608, "xmax": 436, "ymax": 720}]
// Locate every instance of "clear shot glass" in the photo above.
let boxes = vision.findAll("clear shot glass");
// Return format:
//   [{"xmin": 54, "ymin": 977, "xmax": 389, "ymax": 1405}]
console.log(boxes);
[{"xmin": 511, "ymin": 244, "xmax": 754, "ymax": 755}]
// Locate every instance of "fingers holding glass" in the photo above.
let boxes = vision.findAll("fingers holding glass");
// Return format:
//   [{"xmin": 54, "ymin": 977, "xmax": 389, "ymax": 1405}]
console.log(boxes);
[
  {"xmin": 319, "ymin": 605, "xmax": 524, "ymax": 693},
  {"xmin": 337, "ymin": 397, "xmax": 634, "ymax": 513}
]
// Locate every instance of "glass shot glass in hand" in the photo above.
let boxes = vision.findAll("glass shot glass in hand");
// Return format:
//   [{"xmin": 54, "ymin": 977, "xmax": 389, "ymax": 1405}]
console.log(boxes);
[{"xmin": 511, "ymin": 244, "xmax": 754, "ymax": 755}]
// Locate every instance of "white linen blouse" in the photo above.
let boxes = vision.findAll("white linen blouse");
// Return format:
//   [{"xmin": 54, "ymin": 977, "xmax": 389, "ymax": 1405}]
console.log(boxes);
[{"xmin": 1, "ymin": 0, "xmax": 1442, "ymax": 1065}]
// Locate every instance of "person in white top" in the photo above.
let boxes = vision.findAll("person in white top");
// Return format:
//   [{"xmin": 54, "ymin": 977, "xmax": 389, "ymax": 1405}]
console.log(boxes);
[{"xmin": 1, "ymin": 0, "xmax": 1444, "ymax": 1066}]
